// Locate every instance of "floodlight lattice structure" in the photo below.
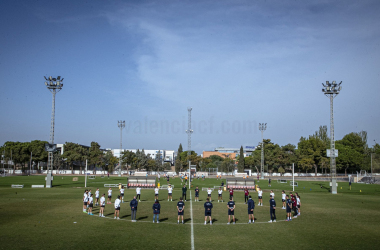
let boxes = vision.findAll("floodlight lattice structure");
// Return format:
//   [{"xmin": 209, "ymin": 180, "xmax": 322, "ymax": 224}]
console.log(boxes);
[
  {"xmin": 186, "ymin": 108, "xmax": 193, "ymax": 171},
  {"xmin": 322, "ymin": 80, "xmax": 342, "ymax": 194},
  {"xmin": 44, "ymin": 76, "xmax": 63, "ymax": 173},
  {"xmin": 118, "ymin": 120, "xmax": 125, "ymax": 176},
  {"xmin": 259, "ymin": 123, "xmax": 267, "ymax": 179}
]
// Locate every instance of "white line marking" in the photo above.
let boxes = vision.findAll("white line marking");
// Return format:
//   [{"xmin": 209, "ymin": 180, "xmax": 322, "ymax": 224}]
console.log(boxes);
[
  {"xmin": 190, "ymin": 190, "xmax": 195, "ymax": 250},
  {"xmin": 96, "ymin": 214, "xmax": 287, "ymax": 225}
]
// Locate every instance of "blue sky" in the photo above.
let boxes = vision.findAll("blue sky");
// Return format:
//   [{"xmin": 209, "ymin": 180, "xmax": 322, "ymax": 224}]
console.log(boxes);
[{"xmin": 0, "ymin": 0, "xmax": 379, "ymax": 154}]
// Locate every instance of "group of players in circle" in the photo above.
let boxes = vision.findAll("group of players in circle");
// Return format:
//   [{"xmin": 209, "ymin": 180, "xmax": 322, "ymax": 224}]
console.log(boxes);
[{"xmin": 82, "ymin": 184, "xmax": 301, "ymax": 224}]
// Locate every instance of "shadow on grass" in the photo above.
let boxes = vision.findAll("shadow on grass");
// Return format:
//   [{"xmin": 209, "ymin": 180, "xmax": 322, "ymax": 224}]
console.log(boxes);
[
  {"xmin": 121, "ymin": 214, "xmax": 130, "ymax": 218},
  {"xmin": 159, "ymin": 218, "xmax": 168, "ymax": 222},
  {"xmin": 211, "ymin": 218, "xmax": 218, "ymax": 223},
  {"xmin": 137, "ymin": 216, "xmax": 148, "ymax": 220},
  {"xmin": 184, "ymin": 218, "xmax": 192, "ymax": 223}
]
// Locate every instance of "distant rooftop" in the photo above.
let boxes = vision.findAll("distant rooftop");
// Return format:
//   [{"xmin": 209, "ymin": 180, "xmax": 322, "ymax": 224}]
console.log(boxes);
[{"xmin": 215, "ymin": 146, "xmax": 255, "ymax": 152}]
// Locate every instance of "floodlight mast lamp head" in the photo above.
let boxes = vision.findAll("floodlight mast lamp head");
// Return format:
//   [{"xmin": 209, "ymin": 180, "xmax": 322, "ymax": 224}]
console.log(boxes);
[
  {"xmin": 44, "ymin": 76, "xmax": 64, "ymax": 93},
  {"xmin": 118, "ymin": 120, "xmax": 125, "ymax": 128},
  {"xmin": 259, "ymin": 123, "xmax": 267, "ymax": 131},
  {"xmin": 322, "ymin": 81, "xmax": 342, "ymax": 97}
]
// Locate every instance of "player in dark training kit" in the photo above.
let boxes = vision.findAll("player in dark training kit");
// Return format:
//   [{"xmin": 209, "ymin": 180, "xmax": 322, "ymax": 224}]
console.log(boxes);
[
  {"xmin": 286, "ymin": 195, "xmax": 292, "ymax": 221},
  {"xmin": 269, "ymin": 195, "xmax": 276, "ymax": 222},
  {"xmin": 182, "ymin": 185, "xmax": 187, "ymax": 201},
  {"xmin": 247, "ymin": 195, "xmax": 255, "ymax": 223},
  {"xmin": 195, "ymin": 186, "xmax": 199, "ymax": 202},
  {"xmin": 177, "ymin": 197, "xmax": 185, "ymax": 224},
  {"xmin": 227, "ymin": 197, "xmax": 236, "ymax": 224},
  {"xmin": 204, "ymin": 198, "xmax": 213, "ymax": 225}
]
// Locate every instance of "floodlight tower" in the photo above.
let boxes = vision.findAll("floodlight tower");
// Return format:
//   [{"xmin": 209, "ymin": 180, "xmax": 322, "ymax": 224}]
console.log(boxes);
[
  {"xmin": 259, "ymin": 123, "xmax": 267, "ymax": 179},
  {"xmin": 118, "ymin": 120, "xmax": 125, "ymax": 177},
  {"xmin": 186, "ymin": 108, "xmax": 193, "ymax": 170},
  {"xmin": 44, "ymin": 76, "xmax": 63, "ymax": 188},
  {"xmin": 322, "ymin": 81, "xmax": 342, "ymax": 194}
]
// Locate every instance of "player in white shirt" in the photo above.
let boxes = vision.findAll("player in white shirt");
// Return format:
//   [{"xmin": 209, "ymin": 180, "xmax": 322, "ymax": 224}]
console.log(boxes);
[
  {"xmin": 296, "ymin": 194, "xmax": 301, "ymax": 216},
  {"xmin": 207, "ymin": 188, "xmax": 212, "ymax": 202},
  {"xmin": 136, "ymin": 187, "xmax": 141, "ymax": 202},
  {"xmin": 218, "ymin": 187, "xmax": 223, "ymax": 202},
  {"xmin": 95, "ymin": 188, "xmax": 100, "ymax": 206},
  {"xmin": 87, "ymin": 189, "xmax": 92, "ymax": 209},
  {"xmin": 120, "ymin": 186, "xmax": 125, "ymax": 203},
  {"xmin": 168, "ymin": 185, "xmax": 173, "ymax": 201},
  {"xmin": 154, "ymin": 186, "xmax": 159, "ymax": 200},
  {"xmin": 281, "ymin": 190, "xmax": 286, "ymax": 209},
  {"xmin": 99, "ymin": 193, "xmax": 106, "ymax": 217},
  {"xmin": 107, "ymin": 188, "xmax": 112, "ymax": 204},
  {"xmin": 258, "ymin": 188, "xmax": 263, "ymax": 206},
  {"xmin": 158, "ymin": 174, "xmax": 160, "ymax": 180},
  {"xmin": 87, "ymin": 194, "xmax": 94, "ymax": 215},
  {"xmin": 114, "ymin": 195, "xmax": 121, "ymax": 219},
  {"xmin": 270, "ymin": 190, "xmax": 275, "ymax": 199},
  {"xmin": 83, "ymin": 190, "xmax": 88, "ymax": 213}
]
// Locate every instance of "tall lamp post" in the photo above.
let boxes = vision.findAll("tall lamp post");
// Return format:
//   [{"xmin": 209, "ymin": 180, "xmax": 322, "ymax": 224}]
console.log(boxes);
[
  {"xmin": 118, "ymin": 120, "xmax": 125, "ymax": 177},
  {"xmin": 259, "ymin": 123, "xmax": 267, "ymax": 179},
  {"xmin": 44, "ymin": 76, "xmax": 63, "ymax": 188},
  {"xmin": 322, "ymin": 80, "xmax": 342, "ymax": 194},
  {"xmin": 186, "ymin": 107, "xmax": 193, "ymax": 186}
]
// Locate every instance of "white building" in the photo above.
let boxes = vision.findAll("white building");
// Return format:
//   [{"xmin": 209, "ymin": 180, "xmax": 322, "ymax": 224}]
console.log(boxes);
[{"xmin": 112, "ymin": 149, "xmax": 175, "ymax": 165}]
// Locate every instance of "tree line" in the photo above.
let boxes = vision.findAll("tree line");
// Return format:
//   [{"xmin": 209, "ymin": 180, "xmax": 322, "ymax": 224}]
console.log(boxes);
[
  {"xmin": 1, "ymin": 126, "xmax": 379, "ymax": 175},
  {"xmin": 175, "ymin": 126, "xmax": 380, "ymax": 175},
  {"xmin": 0, "ymin": 141, "xmax": 118, "ymax": 174}
]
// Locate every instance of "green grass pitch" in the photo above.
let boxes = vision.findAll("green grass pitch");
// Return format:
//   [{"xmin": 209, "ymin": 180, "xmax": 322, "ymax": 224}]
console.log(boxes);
[{"xmin": 1, "ymin": 175, "xmax": 380, "ymax": 249}]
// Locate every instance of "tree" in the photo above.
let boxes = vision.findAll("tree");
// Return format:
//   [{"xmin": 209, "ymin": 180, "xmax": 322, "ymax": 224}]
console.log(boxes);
[
  {"xmin": 29, "ymin": 140, "xmax": 48, "ymax": 167},
  {"xmin": 88, "ymin": 142, "xmax": 103, "ymax": 173},
  {"xmin": 175, "ymin": 144, "xmax": 183, "ymax": 173},
  {"xmin": 237, "ymin": 146, "xmax": 245, "ymax": 172},
  {"xmin": 278, "ymin": 166, "xmax": 285, "ymax": 176},
  {"xmin": 121, "ymin": 150, "xmax": 137, "ymax": 170},
  {"xmin": 335, "ymin": 143, "xmax": 362, "ymax": 175},
  {"xmin": 220, "ymin": 157, "xmax": 234, "ymax": 172},
  {"xmin": 163, "ymin": 162, "xmax": 172, "ymax": 171},
  {"xmin": 336, "ymin": 132, "xmax": 368, "ymax": 172},
  {"xmin": 208, "ymin": 155, "xmax": 224, "ymax": 163},
  {"xmin": 53, "ymin": 151, "xmax": 65, "ymax": 171},
  {"xmin": 61, "ymin": 142, "xmax": 88, "ymax": 174},
  {"xmin": 297, "ymin": 135, "xmax": 328, "ymax": 174},
  {"xmin": 244, "ymin": 156, "xmax": 256, "ymax": 172},
  {"xmin": 134, "ymin": 149, "xmax": 149, "ymax": 170},
  {"xmin": 146, "ymin": 159, "xmax": 157, "ymax": 171},
  {"xmin": 281, "ymin": 144, "xmax": 297, "ymax": 168},
  {"xmin": 2, "ymin": 141, "xmax": 30, "ymax": 173},
  {"xmin": 155, "ymin": 151, "xmax": 163, "ymax": 170},
  {"xmin": 179, "ymin": 151, "xmax": 197, "ymax": 171},
  {"xmin": 104, "ymin": 151, "xmax": 118, "ymax": 173},
  {"xmin": 314, "ymin": 125, "xmax": 329, "ymax": 146}
]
